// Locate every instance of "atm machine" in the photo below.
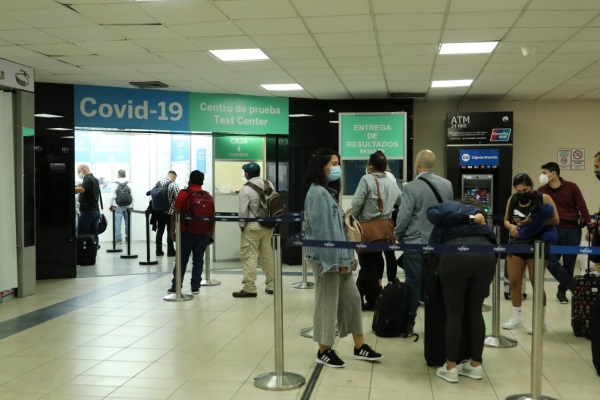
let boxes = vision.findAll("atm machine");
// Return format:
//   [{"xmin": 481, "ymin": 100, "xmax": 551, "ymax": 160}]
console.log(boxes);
[{"xmin": 462, "ymin": 174, "xmax": 494, "ymax": 215}]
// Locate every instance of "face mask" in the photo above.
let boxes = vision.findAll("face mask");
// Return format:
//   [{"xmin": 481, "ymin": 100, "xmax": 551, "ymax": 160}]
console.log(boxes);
[
  {"xmin": 326, "ymin": 165, "xmax": 342, "ymax": 182},
  {"xmin": 595, "ymin": 170, "xmax": 600, "ymax": 181},
  {"xmin": 413, "ymin": 165, "xmax": 418, "ymax": 176},
  {"xmin": 539, "ymin": 173, "xmax": 549, "ymax": 185},
  {"xmin": 516, "ymin": 191, "xmax": 531, "ymax": 203},
  {"xmin": 78, "ymin": 173, "xmax": 84, "ymax": 180}
]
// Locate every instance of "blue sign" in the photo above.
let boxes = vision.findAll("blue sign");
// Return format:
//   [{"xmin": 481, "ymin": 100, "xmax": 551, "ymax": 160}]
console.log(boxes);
[
  {"xmin": 91, "ymin": 135, "xmax": 130, "ymax": 163},
  {"xmin": 460, "ymin": 149, "xmax": 499, "ymax": 167},
  {"xmin": 171, "ymin": 135, "xmax": 190, "ymax": 162},
  {"xmin": 196, "ymin": 148, "xmax": 206, "ymax": 173},
  {"xmin": 75, "ymin": 134, "xmax": 91, "ymax": 162},
  {"xmin": 74, "ymin": 85, "xmax": 189, "ymax": 131}
]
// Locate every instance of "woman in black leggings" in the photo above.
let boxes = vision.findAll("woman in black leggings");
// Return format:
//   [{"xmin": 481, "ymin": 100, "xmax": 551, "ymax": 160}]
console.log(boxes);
[{"xmin": 427, "ymin": 199, "xmax": 496, "ymax": 383}]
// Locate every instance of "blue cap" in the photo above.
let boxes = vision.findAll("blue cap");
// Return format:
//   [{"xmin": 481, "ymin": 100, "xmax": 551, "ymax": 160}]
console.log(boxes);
[{"xmin": 242, "ymin": 162, "xmax": 260, "ymax": 173}]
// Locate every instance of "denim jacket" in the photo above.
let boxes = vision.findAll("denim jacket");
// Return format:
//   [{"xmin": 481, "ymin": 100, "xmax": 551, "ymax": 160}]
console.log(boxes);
[{"xmin": 304, "ymin": 184, "xmax": 354, "ymax": 273}]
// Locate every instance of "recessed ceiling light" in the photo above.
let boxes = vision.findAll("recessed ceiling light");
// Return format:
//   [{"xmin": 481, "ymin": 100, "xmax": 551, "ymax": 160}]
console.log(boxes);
[
  {"xmin": 209, "ymin": 48, "xmax": 269, "ymax": 62},
  {"xmin": 439, "ymin": 42, "xmax": 499, "ymax": 55},
  {"xmin": 35, "ymin": 113, "xmax": 63, "ymax": 118},
  {"xmin": 289, "ymin": 114, "xmax": 313, "ymax": 117},
  {"xmin": 329, "ymin": 109, "xmax": 336, "ymax": 113},
  {"xmin": 431, "ymin": 79, "xmax": 473, "ymax": 88},
  {"xmin": 260, "ymin": 84, "xmax": 303, "ymax": 91},
  {"xmin": 329, "ymin": 120, "xmax": 339, "ymax": 124},
  {"xmin": 47, "ymin": 128, "xmax": 73, "ymax": 131}
]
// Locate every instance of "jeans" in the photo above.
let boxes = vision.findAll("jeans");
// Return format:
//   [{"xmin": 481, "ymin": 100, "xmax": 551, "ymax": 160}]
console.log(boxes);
[
  {"xmin": 78, "ymin": 210, "xmax": 100, "ymax": 246},
  {"xmin": 114, "ymin": 206, "xmax": 130, "ymax": 242},
  {"xmin": 156, "ymin": 212, "xmax": 175, "ymax": 253},
  {"xmin": 403, "ymin": 250, "xmax": 424, "ymax": 329},
  {"xmin": 171, "ymin": 232, "xmax": 210, "ymax": 290},
  {"xmin": 547, "ymin": 227, "xmax": 582, "ymax": 291}
]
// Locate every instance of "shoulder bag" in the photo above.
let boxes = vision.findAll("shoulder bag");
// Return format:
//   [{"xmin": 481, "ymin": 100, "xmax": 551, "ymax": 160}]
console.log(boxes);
[{"xmin": 354, "ymin": 175, "xmax": 395, "ymax": 253}]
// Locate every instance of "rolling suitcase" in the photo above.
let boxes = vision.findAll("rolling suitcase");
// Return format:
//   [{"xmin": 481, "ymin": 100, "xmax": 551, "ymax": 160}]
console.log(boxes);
[
  {"xmin": 591, "ymin": 293, "xmax": 600, "ymax": 375},
  {"xmin": 77, "ymin": 234, "xmax": 97, "ymax": 266},
  {"xmin": 571, "ymin": 238, "xmax": 600, "ymax": 338}
]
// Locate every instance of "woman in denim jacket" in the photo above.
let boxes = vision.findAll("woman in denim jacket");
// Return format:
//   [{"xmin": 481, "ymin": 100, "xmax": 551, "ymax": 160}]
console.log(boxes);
[{"xmin": 304, "ymin": 147, "xmax": 383, "ymax": 368}]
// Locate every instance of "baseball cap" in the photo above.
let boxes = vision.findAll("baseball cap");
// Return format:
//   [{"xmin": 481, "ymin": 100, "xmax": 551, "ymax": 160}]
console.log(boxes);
[{"xmin": 242, "ymin": 162, "xmax": 260, "ymax": 173}]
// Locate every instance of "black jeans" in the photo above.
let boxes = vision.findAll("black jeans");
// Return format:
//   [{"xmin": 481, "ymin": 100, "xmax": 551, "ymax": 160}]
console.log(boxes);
[
  {"xmin": 156, "ymin": 212, "xmax": 175, "ymax": 253},
  {"xmin": 356, "ymin": 251, "xmax": 384, "ymax": 306},
  {"xmin": 378, "ymin": 250, "xmax": 398, "ymax": 282}
]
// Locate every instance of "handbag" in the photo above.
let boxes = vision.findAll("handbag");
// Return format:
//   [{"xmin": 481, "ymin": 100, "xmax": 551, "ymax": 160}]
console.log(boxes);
[
  {"xmin": 97, "ymin": 188, "xmax": 107, "ymax": 234},
  {"xmin": 355, "ymin": 175, "xmax": 395, "ymax": 253},
  {"xmin": 344, "ymin": 210, "xmax": 363, "ymax": 242}
]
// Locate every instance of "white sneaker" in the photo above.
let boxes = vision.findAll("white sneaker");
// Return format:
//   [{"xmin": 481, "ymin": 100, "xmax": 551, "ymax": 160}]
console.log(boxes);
[
  {"xmin": 456, "ymin": 360, "xmax": 483, "ymax": 380},
  {"xmin": 502, "ymin": 315, "xmax": 523, "ymax": 330},
  {"xmin": 527, "ymin": 324, "xmax": 547, "ymax": 335},
  {"xmin": 436, "ymin": 363, "xmax": 458, "ymax": 383}
]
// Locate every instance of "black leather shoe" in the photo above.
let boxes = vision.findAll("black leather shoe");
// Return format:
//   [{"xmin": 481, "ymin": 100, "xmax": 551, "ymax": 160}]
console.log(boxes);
[
  {"xmin": 232, "ymin": 290, "xmax": 257, "ymax": 298},
  {"xmin": 265, "ymin": 289, "xmax": 273, "ymax": 295},
  {"xmin": 167, "ymin": 251, "xmax": 176, "ymax": 257},
  {"xmin": 156, "ymin": 250, "xmax": 164, "ymax": 256}
]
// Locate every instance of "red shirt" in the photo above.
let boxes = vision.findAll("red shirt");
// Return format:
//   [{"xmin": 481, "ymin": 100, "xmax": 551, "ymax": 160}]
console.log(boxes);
[{"xmin": 538, "ymin": 178, "xmax": 591, "ymax": 228}]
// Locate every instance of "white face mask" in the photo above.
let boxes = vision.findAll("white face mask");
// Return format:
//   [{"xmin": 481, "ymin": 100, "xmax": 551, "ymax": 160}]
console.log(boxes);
[
  {"xmin": 539, "ymin": 173, "xmax": 549, "ymax": 185},
  {"xmin": 78, "ymin": 172, "xmax": 84, "ymax": 180}
]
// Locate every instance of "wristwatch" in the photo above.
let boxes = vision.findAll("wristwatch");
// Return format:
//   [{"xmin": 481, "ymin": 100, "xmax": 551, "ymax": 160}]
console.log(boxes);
[{"xmin": 468, "ymin": 215, "xmax": 475, "ymax": 225}]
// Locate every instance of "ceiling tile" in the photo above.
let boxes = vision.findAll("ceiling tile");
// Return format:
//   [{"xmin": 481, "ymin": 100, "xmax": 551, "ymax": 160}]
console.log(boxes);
[
  {"xmin": 314, "ymin": 32, "xmax": 376, "ymax": 47},
  {"xmin": 304, "ymin": 15, "xmax": 373, "ymax": 33},
  {"xmin": 484, "ymin": 63, "xmax": 537, "ymax": 72},
  {"xmin": 291, "ymin": 0, "xmax": 369, "ymax": 17},
  {"xmin": 435, "ymin": 54, "xmax": 491, "ymax": 65},
  {"xmin": 544, "ymin": 52, "xmax": 600, "ymax": 62},
  {"xmin": 75, "ymin": 40, "xmax": 147, "ymax": 55},
  {"xmin": 539, "ymin": 85, "xmax": 595, "ymax": 99},
  {"xmin": 385, "ymin": 65, "xmax": 432, "ymax": 75},
  {"xmin": 386, "ymin": 72, "xmax": 431, "ymax": 81},
  {"xmin": 387, "ymin": 81, "xmax": 430, "ymax": 92},
  {"xmin": 24, "ymin": 43, "xmax": 93, "ymax": 56},
  {"xmin": 235, "ymin": 18, "xmax": 307, "ymax": 35},
  {"xmin": 251, "ymin": 34, "xmax": 317, "ymax": 49},
  {"xmin": 446, "ymin": 11, "xmax": 520, "ymax": 29},
  {"xmin": 42, "ymin": 26, "xmax": 125, "ymax": 42},
  {"xmin": 5, "ymin": 7, "xmax": 92, "ymax": 28},
  {"xmin": 572, "ymin": 27, "xmax": 600, "ymax": 41},
  {"xmin": 226, "ymin": 60, "xmax": 283, "ymax": 72},
  {"xmin": 71, "ymin": 3, "xmax": 158, "ymax": 25},
  {"xmin": 557, "ymin": 41, "xmax": 600, "ymax": 52},
  {"xmin": 378, "ymin": 30, "xmax": 441, "ymax": 45},
  {"xmin": 329, "ymin": 57, "xmax": 382, "ymax": 67},
  {"xmin": 128, "ymin": 64, "xmax": 184, "ymax": 74},
  {"xmin": 322, "ymin": 46, "xmax": 379, "ymax": 58},
  {"xmin": 450, "ymin": 0, "xmax": 528, "ymax": 12},
  {"xmin": 157, "ymin": 51, "xmax": 215, "ymax": 64},
  {"xmin": 372, "ymin": 0, "xmax": 447, "ymax": 14},
  {"xmin": 574, "ymin": 69, "xmax": 600, "ymax": 78},
  {"xmin": 213, "ymin": 0, "xmax": 296, "ymax": 19},
  {"xmin": 238, "ymin": 69, "xmax": 291, "ymax": 79},
  {"xmin": 139, "ymin": 1, "xmax": 227, "ymax": 25},
  {"xmin": 336, "ymin": 66, "xmax": 383, "ymax": 76},
  {"xmin": 442, "ymin": 28, "xmax": 508, "ymax": 42},
  {"xmin": 56, "ymin": 53, "xmax": 165, "ymax": 66},
  {"xmin": 564, "ymin": 77, "xmax": 600, "ymax": 85},
  {"xmin": 379, "ymin": 44, "xmax": 437, "ymax": 56},
  {"xmin": 376, "ymin": 14, "xmax": 444, "ymax": 31},
  {"xmin": 0, "ymin": 29, "xmax": 64, "ymax": 45},
  {"xmin": 433, "ymin": 64, "xmax": 486, "ymax": 74},
  {"xmin": 105, "ymin": 25, "xmax": 181, "ymax": 40},
  {"xmin": 494, "ymin": 41, "xmax": 563, "ymax": 55},
  {"xmin": 516, "ymin": 11, "xmax": 596, "ymax": 27},
  {"xmin": 133, "ymin": 38, "xmax": 200, "ymax": 53},
  {"xmin": 35, "ymin": 64, "xmax": 87, "ymax": 75},
  {"xmin": 286, "ymin": 67, "xmax": 336, "ymax": 77},
  {"xmin": 190, "ymin": 36, "xmax": 256, "ymax": 50},
  {"xmin": 168, "ymin": 22, "xmax": 244, "ymax": 37},
  {"xmin": 264, "ymin": 47, "xmax": 324, "ymax": 59},
  {"xmin": 535, "ymin": 62, "xmax": 591, "ymax": 71},
  {"xmin": 529, "ymin": 0, "xmax": 600, "ymax": 10},
  {"xmin": 382, "ymin": 55, "xmax": 435, "ymax": 65},
  {"xmin": 0, "ymin": 13, "xmax": 29, "ymax": 30},
  {"xmin": 505, "ymin": 27, "xmax": 579, "ymax": 42},
  {"xmin": 277, "ymin": 58, "xmax": 329, "ymax": 68},
  {"xmin": 0, "ymin": 0, "xmax": 62, "ymax": 10},
  {"xmin": 467, "ymin": 85, "xmax": 510, "ymax": 95},
  {"xmin": 431, "ymin": 71, "xmax": 477, "ymax": 80},
  {"xmin": 578, "ymin": 87, "xmax": 600, "ymax": 99}
]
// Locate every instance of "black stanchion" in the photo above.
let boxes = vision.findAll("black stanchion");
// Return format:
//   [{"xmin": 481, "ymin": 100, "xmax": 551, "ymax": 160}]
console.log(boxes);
[
  {"xmin": 139, "ymin": 210, "xmax": 158, "ymax": 266},
  {"xmin": 120, "ymin": 208, "xmax": 138, "ymax": 259},
  {"xmin": 106, "ymin": 208, "xmax": 122, "ymax": 253}
]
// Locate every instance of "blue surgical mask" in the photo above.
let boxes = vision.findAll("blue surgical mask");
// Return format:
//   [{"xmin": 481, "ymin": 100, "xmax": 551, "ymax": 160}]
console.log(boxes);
[{"xmin": 326, "ymin": 165, "xmax": 342, "ymax": 181}]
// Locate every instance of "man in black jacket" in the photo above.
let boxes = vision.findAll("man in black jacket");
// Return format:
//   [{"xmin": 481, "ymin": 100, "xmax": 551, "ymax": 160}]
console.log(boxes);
[{"xmin": 75, "ymin": 164, "xmax": 101, "ymax": 248}]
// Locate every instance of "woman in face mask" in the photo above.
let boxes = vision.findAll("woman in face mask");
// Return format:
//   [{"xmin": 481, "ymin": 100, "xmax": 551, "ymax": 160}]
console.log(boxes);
[
  {"xmin": 350, "ymin": 151, "xmax": 402, "ymax": 310},
  {"xmin": 502, "ymin": 173, "xmax": 559, "ymax": 334},
  {"xmin": 303, "ymin": 147, "xmax": 383, "ymax": 368}
]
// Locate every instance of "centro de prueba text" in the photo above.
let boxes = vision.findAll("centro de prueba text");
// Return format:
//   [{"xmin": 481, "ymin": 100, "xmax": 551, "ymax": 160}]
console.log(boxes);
[{"xmin": 200, "ymin": 102, "xmax": 280, "ymax": 126}]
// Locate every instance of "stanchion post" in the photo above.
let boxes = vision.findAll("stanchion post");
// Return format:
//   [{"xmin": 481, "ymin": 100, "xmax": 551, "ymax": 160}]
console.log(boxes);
[
  {"xmin": 485, "ymin": 226, "xmax": 517, "ymax": 348},
  {"xmin": 139, "ymin": 209, "xmax": 158, "ymax": 266},
  {"xmin": 254, "ymin": 234, "xmax": 305, "ymax": 391},
  {"xmin": 120, "ymin": 208, "xmax": 138, "ymax": 259},
  {"xmin": 106, "ymin": 208, "xmax": 122, "ymax": 253},
  {"xmin": 201, "ymin": 243, "xmax": 220, "ymax": 286},
  {"xmin": 292, "ymin": 219, "xmax": 314, "ymax": 289},
  {"xmin": 164, "ymin": 213, "xmax": 193, "ymax": 302},
  {"xmin": 506, "ymin": 241, "xmax": 556, "ymax": 400}
]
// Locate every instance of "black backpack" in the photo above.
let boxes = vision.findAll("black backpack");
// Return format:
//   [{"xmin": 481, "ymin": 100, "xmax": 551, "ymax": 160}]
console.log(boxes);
[
  {"xmin": 114, "ymin": 181, "xmax": 132, "ymax": 207},
  {"xmin": 372, "ymin": 278, "xmax": 414, "ymax": 338},
  {"xmin": 150, "ymin": 181, "xmax": 170, "ymax": 211}
]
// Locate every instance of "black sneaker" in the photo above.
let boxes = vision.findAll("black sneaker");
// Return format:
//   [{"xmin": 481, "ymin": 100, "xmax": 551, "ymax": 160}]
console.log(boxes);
[
  {"xmin": 353, "ymin": 344, "xmax": 383, "ymax": 361},
  {"xmin": 265, "ymin": 288, "xmax": 273, "ymax": 295},
  {"xmin": 167, "ymin": 287, "xmax": 176, "ymax": 293},
  {"xmin": 232, "ymin": 290, "xmax": 257, "ymax": 298},
  {"xmin": 557, "ymin": 289, "xmax": 569, "ymax": 304},
  {"xmin": 167, "ymin": 251, "xmax": 176, "ymax": 257},
  {"xmin": 315, "ymin": 348, "xmax": 345, "ymax": 368},
  {"xmin": 191, "ymin": 288, "xmax": 199, "ymax": 294},
  {"xmin": 156, "ymin": 250, "xmax": 164, "ymax": 256}
]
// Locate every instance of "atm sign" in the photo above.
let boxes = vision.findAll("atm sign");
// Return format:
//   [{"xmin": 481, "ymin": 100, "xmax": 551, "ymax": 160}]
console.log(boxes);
[{"xmin": 490, "ymin": 128, "xmax": 511, "ymax": 142}]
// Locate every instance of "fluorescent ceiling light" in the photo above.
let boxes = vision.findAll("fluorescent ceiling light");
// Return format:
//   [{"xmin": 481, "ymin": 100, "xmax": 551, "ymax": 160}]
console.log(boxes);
[
  {"xmin": 35, "ymin": 113, "xmax": 63, "ymax": 118},
  {"xmin": 209, "ymin": 48, "xmax": 269, "ymax": 62},
  {"xmin": 260, "ymin": 83, "xmax": 303, "ymax": 91},
  {"xmin": 431, "ymin": 79, "xmax": 473, "ymax": 88},
  {"xmin": 289, "ymin": 114, "xmax": 312, "ymax": 117},
  {"xmin": 61, "ymin": 136, "xmax": 74, "ymax": 139},
  {"xmin": 329, "ymin": 109, "xmax": 336, "ymax": 113},
  {"xmin": 439, "ymin": 42, "xmax": 498, "ymax": 54},
  {"xmin": 47, "ymin": 128, "xmax": 73, "ymax": 131},
  {"xmin": 329, "ymin": 120, "xmax": 339, "ymax": 124}
]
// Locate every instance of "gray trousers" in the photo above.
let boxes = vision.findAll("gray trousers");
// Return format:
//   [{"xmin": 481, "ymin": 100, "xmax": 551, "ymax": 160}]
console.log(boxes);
[{"xmin": 309, "ymin": 259, "xmax": 363, "ymax": 346}]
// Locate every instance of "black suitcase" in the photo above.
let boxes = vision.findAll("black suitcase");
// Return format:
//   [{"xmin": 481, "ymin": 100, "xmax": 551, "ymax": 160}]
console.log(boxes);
[
  {"xmin": 572, "ymin": 238, "xmax": 600, "ymax": 338},
  {"xmin": 591, "ymin": 293, "xmax": 600, "ymax": 375},
  {"xmin": 423, "ymin": 253, "xmax": 471, "ymax": 367},
  {"xmin": 77, "ymin": 235, "xmax": 97, "ymax": 266}
]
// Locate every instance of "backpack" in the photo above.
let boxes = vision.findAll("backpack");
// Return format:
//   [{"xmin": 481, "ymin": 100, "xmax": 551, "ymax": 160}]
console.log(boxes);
[
  {"xmin": 114, "ymin": 181, "xmax": 132, "ymax": 207},
  {"xmin": 508, "ymin": 191, "xmax": 544, "ymax": 221},
  {"xmin": 372, "ymin": 278, "xmax": 412, "ymax": 338},
  {"xmin": 245, "ymin": 180, "xmax": 286, "ymax": 228},
  {"xmin": 182, "ymin": 189, "xmax": 215, "ymax": 235},
  {"xmin": 150, "ymin": 181, "xmax": 170, "ymax": 211}
]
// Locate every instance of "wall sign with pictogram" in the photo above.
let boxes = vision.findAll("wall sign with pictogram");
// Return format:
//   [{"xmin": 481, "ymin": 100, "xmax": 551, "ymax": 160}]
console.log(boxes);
[{"xmin": 557, "ymin": 148, "xmax": 585, "ymax": 170}]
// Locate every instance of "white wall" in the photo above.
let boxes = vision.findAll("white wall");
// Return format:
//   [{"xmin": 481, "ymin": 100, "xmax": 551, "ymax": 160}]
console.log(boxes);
[{"xmin": 414, "ymin": 99, "xmax": 600, "ymax": 215}]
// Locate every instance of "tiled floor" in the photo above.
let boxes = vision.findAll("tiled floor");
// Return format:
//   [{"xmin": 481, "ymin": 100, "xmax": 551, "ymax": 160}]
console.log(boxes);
[{"xmin": 1, "ymin": 245, "xmax": 598, "ymax": 400}]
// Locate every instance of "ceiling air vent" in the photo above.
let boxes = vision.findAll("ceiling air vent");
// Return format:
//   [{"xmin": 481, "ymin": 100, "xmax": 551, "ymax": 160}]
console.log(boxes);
[
  {"xmin": 390, "ymin": 92, "xmax": 426, "ymax": 99},
  {"xmin": 129, "ymin": 81, "xmax": 169, "ymax": 89}
]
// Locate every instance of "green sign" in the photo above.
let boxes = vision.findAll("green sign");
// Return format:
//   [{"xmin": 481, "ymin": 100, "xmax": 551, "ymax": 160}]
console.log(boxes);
[
  {"xmin": 340, "ymin": 113, "xmax": 405, "ymax": 158},
  {"xmin": 22, "ymin": 127, "xmax": 34, "ymax": 137},
  {"xmin": 214, "ymin": 136, "xmax": 264, "ymax": 160},
  {"xmin": 190, "ymin": 93, "xmax": 289, "ymax": 135}
]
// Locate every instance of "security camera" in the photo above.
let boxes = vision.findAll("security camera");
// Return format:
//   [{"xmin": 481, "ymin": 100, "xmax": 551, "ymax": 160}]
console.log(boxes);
[
  {"xmin": 521, "ymin": 46, "xmax": 536, "ymax": 57},
  {"xmin": 502, "ymin": 116, "xmax": 509, "ymax": 122}
]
